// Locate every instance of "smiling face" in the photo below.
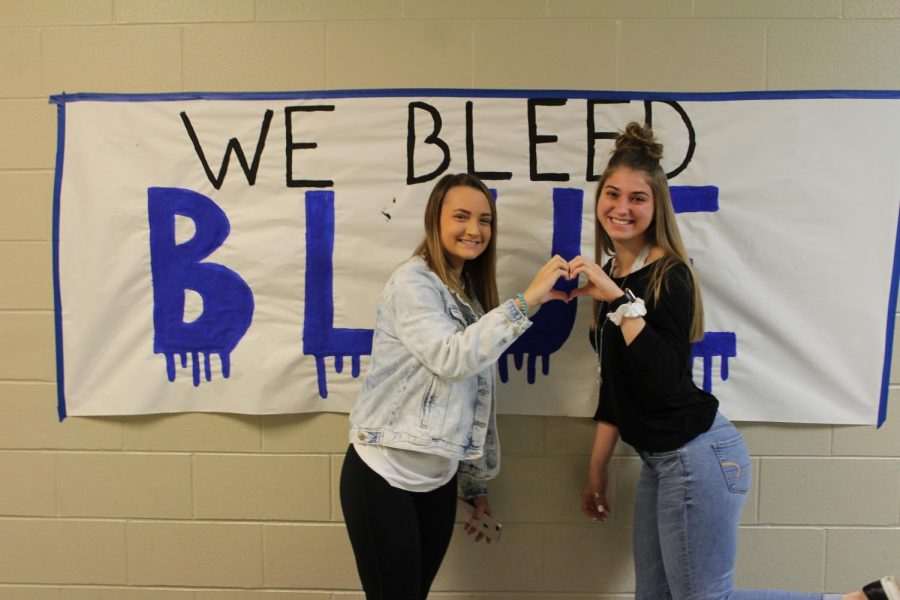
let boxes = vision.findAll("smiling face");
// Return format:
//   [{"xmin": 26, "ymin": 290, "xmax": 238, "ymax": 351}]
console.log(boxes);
[
  {"xmin": 439, "ymin": 185, "xmax": 493, "ymax": 274},
  {"xmin": 596, "ymin": 166, "xmax": 655, "ymax": 250}
]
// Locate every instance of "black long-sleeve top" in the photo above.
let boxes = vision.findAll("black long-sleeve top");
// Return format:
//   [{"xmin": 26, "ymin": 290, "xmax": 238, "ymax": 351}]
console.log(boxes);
[{"xmin": 590, "ymin": 260, "xmax": 718, "ymax": 452}]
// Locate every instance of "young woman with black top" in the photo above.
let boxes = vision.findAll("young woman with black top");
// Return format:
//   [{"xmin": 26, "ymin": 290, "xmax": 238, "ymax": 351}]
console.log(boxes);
[{"xmin": 570, "ymin": 122, "xmax": 898, "ymax": 600}]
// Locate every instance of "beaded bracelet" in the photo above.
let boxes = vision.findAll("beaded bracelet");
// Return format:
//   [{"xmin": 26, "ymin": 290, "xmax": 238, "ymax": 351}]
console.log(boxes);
[{"xmin": 515, "ymin": 292, "xmax": 527, "ymax": 317}]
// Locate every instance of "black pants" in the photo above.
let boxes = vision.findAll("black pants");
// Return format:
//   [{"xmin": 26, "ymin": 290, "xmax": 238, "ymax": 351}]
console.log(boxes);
[{"xmin": 339, "ymin": 444, "xmax": 458, "ymax": 600}]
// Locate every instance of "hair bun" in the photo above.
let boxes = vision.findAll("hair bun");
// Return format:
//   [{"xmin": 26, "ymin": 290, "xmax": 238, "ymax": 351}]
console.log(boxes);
[{"xmin": 614, "ymin": 122, "xmax": 663, "ymax": 162}]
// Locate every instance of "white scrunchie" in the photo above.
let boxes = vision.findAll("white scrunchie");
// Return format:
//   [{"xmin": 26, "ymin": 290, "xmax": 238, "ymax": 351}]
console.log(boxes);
[{"xmin": 607, "ymin": 297, "xmax": 647, "ymax": 326}]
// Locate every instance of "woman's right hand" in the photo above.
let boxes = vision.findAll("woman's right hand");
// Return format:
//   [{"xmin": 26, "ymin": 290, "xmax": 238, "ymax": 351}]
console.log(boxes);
[
  {"xmin": 521, "ymin": 254, "xmax": 570, "ymax": 310},
  {"xmin": 464, "ymin": 494, "xmax": 493, "ymax": 543},
  {"xmin": 580, "ymin": 470, "xmax": 611, "ymax": 522}
]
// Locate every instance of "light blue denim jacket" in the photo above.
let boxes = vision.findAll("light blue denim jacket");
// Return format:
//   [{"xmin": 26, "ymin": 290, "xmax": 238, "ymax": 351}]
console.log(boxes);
[{"xmin": 349, "ymin": 255, "xmax": 532, "ymax": 498}]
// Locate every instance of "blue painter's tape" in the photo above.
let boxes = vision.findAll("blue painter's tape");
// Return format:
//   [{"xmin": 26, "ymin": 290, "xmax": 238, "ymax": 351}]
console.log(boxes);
[
  {"xmin": 52, "ymin": 103, "xmax": 67, "ymax": 421},
  {"xmin": 49, "ymin": 89, "xmax": 900, "ymax": 105},
  {"xmin": 879, "ymin": 206, "xmax": 900, "ymax": 427}
]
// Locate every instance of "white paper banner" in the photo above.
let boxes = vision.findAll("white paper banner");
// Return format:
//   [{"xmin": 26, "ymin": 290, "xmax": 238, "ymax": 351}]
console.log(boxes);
[{"xmin": 50, "ymin": 90, "xmax": 900, "ymax": 425}]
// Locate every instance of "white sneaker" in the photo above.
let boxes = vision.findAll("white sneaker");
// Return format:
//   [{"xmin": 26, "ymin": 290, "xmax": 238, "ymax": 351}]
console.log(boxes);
[{"xmin": 864, "ymin": 576, "xmax": 900, "ymax": 600}]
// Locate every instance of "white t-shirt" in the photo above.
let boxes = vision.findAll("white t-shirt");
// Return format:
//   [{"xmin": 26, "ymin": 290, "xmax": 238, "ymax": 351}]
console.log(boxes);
[{"xmin": 354, "ymin": 443, "xmax": 459, "ymax": 492}]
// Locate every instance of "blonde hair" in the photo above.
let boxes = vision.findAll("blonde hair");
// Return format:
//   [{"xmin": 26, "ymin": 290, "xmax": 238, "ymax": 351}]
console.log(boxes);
[
  {"xmin": 413, "ymin": 173, "xmax": 499, "ymax": 311},
  {"xmin": 594, "ymin": 122, "xmax": 705, "ymax": 341}
]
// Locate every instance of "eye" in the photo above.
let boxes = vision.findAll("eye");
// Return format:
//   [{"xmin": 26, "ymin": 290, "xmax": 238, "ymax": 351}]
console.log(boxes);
[{"xmin": 479, "ymin": 217, "xmax": 492, "ymax": 225}]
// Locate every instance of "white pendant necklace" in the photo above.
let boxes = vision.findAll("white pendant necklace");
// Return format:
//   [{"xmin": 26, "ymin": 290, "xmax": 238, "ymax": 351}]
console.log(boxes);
[{"xmin": 594, "ymin": 244, "xmax": 651, "ymax": 388}]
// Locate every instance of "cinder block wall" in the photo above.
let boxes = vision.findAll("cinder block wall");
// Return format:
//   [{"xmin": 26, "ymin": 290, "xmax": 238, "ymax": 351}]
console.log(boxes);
[{"xmin": 1, "ymin": 1, "xmax": 899, "ymax": 598}]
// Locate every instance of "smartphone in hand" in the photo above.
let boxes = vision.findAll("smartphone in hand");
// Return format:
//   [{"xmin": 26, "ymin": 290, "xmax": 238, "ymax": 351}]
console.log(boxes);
[{"xmin": 461, "ymin": 498, "xmax": 502, "ymax": 543}]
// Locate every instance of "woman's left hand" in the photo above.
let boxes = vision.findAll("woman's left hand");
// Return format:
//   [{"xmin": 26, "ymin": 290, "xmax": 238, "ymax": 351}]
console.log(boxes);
[
  {"xmin": 464, "ymin": 494, "xmax": 492, "ymax": 543},
  {"xmin": 580, "ymin": 471, "xmax": 611, "ymax": 522},
  {"xmin": 521, "ymin": 254, "xmax": 572, "ymax": 310},
  {"xmin": 568, "ymin": 256, "xmax": 623, "ymax": 302}
]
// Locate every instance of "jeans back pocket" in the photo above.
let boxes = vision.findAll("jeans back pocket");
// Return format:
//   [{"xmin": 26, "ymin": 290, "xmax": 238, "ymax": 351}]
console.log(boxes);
[{"xmin": 712, "ymin": 435, "xmax": 751, "ymax": 494}]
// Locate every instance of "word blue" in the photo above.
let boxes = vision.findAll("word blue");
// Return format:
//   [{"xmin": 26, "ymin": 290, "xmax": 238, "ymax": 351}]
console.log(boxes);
[{"xmin": 301, "ymin": 185, "xmax": 735, "ymax": 398}]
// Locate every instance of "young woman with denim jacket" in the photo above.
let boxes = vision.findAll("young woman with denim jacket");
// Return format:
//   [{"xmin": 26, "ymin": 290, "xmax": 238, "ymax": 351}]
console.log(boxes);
[
  {"xmin": 571, "ymin": 123, "xmax": 897, "ymax": 600},
  {"xmin": 340, "ymin": 173, "xmax": 569, "ymax": 600}
]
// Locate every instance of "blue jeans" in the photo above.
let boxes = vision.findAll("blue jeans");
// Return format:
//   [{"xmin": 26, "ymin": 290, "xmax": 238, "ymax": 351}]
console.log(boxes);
[{"xmin": 633, "ymin": 413, "xmax": 841, "ymax": 600}]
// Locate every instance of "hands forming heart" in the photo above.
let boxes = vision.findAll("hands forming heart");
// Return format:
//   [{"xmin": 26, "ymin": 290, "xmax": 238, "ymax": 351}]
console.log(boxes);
[{"xmin": 521, "ymin": 255, "xmax": 625, "ymax": 311}]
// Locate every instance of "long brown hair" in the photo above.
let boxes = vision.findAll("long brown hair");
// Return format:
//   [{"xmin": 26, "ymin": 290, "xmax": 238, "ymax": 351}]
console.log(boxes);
[
  {"xmin": 413, "ymin": 173, "xmax": 499, "ymax": 311},
  {"xmin": 594, "ymin": 122, "xmax": 705, "ymax": 341}
]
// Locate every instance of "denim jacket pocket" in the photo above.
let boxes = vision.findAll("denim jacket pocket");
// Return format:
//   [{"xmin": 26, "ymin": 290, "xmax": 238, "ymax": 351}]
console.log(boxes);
[
  {"xmin": 712, "ymin": 435, "xmax": 751, "ymax": 494},
  {"xmin": 446, "ymin": 299, "xmax": 466, "ymax": 325},
  {"xmin": 418, "ymin": 375, "xmax": 448, "ymax": 433}
]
